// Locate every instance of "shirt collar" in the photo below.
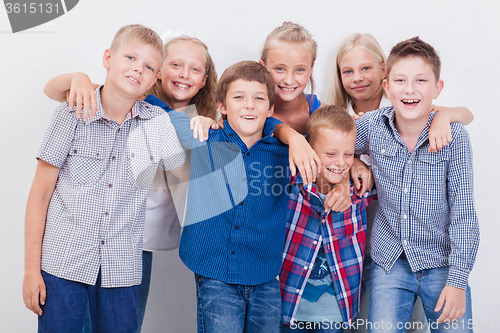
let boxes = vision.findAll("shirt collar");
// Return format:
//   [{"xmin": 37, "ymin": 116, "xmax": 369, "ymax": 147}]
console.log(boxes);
[
  {"xmin": 221, "ymin": 120, "xmax": 276, "ymax": 151},
  {"xmin": 381, "ymin": 106, "xmax": 436, "ymax": 151},
  {"xmin": 84, "ymin": 86, "xmax": 158, "ymax": 125}
]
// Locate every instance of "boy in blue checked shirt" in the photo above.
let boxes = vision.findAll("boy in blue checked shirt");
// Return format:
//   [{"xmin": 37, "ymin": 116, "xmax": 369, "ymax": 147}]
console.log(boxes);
[
  {"xmin": 280, "ymin": 105, "xmax": 376, "ymax": 333},
  {"xmin": 356, "ymin": 37, "xmax": 479, "ymax": 333},
  {"xmin": 23, "ymin": 25, "xmax": 186, "ymax": 333},
  {"xmin": 145, "ymin": 61, "xmax": 334, "ymax": 333}
]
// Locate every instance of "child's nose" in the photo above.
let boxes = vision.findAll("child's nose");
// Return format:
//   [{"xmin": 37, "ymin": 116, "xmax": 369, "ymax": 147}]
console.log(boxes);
[
  {"xmin": 245, "ymin": 98, "xmax": 255, "ymax": 109},
  {"xmin": 353, "ymin": 71, "xmax": 363, "ymax": 82},
  {"xmin": 284, "ymin": 71, "xmax": 293, "ymax": 84},
  {"xmin": 180, "ymin": 66, "xmax": 189, "ymax": 78}
]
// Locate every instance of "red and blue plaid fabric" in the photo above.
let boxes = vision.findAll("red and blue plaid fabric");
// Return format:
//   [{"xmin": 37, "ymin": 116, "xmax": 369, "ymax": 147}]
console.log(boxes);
[{"xmin": 280, "ymin": 174, "xmax": 376, "ymax": 325}]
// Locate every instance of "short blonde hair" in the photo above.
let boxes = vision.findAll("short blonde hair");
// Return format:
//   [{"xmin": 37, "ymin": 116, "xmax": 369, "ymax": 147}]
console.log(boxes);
[
  {"xmin": 147, "ymin": 36, "xmax": 218, "ymax": 119},
  {"xmin": 260, "ymin": 22, "xmax": 317, "ymax": 97},
  {"xmin": 110, "ymin": 24, "xmax": 164, "ymax": 67},
  {"xmin": 306, "ymin": 105, "xmax": 355, "ymax": 146},
  {"xmin": 328, "ymin": 33, "xmax": 386, "ymax": 109}
]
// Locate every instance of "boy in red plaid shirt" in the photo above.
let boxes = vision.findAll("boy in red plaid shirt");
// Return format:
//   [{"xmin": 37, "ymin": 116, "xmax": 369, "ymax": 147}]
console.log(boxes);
[{"xmin": 280, "ymin": 105, "xmax": 376, "ymax": 332}]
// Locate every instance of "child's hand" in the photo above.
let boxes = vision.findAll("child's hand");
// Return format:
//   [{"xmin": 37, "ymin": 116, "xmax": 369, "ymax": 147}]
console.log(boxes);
[
  {"xmin": 23, "ymin": 272, "xmax": 46, "ymax": 316},
  {"xmin": 351, "ymin": 158, "xmax": 373, "ymax": 197},
  {"xmin": 288, "ymin": 134, "xmax": 320, "ymax": 185},
  {"xmin": 428, "ymin": 110, "xmax": 452, "ymax": 153},
  {"xmin": 435, "ymin": 285, "xmax": 466, "ymax": 323},
  {"xmin": 351, "ymin": 112, "xmax": 365, "ymax": 120},
  {"xmin": 67, "ymin": 73, "xmax": 98, "ymax": 122},
  {"xmin": 212, "ymin": 117, "xmax": 224, "ymax": 130},
  {"xmin": 324, "ymin": 180, "xmax": 351, "ymax": 213},
  {"xmin": 190, "ymin": 116, "xmax": 217, "ymax": 142}
]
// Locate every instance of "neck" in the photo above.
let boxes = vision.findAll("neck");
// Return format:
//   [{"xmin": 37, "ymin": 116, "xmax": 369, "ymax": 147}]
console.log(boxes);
[
  {"xmin": 165, "ymin": 96, "xmax": 190, "ymax": 111},
  {"xmin": 101, "ymin": 83, "xmax": 137, "ymax": 125},
  {"xmin": 394, "ymin": 114, "xmax": 430, "ymax": 153},
  {"xmin": 352, "ymin": 92, "xmax": 383, "ymax": 114},
  {"xmin": 314, "ymin": 179, "xmax": 336, "ymax": 196},
  {"xmin": 273, "ymin": 94, "xmax": 308, "ymax": 117}
]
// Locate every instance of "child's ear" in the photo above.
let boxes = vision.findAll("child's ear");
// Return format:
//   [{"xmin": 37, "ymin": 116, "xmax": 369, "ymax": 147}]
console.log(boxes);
[
  {"xmin": 381, "ymin": 62, "xmax": 386, "ymax": 79},
  {"xmin": 258, "ymin": 59, "xmax": 265, "ymax": 66},
  {"xmin": 382, "ymin": 79, "xmax": 389, "ymax": 94},
  {"xmin": 267, "ymin": 105, "xmax": 274, "ymax": 118},
  {"xmin": 434, "ymin": 79, "xmax": 444, "ymax": 99},
  {"xmin": 201, "ymin": 74, "xmax": 207, "ymax": 88},
  {"xmin": 217, "ymin": 101, "xmax": 227, "ymax": 115},
  {"xmin": 156, "ymin": 70, "xmax": 162, "ymax": 80},
  {"xmin": 102, "ymin": 49, "xmax": 112, "ymax": 70}
]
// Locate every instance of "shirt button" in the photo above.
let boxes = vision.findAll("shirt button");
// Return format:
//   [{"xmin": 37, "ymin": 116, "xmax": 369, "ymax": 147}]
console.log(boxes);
[
  {"xmin": 101, "ymin": 241, "xmax": 105, "ymax": 245},
  {"xmin": 112, "ymin": 156, "xmax": 116, "ymax": 160},
  {"xmin": 321, "ymin": 218, "xmax": 326, "ymax": 223},
  {"xmin": 96, "ymin": 153, "xmax": 99, "ymax": 156},
  {"xmin": 73, "ymin": 149, "xmax": 77, "ymax": 154},
  {"xmin": 381, "ymin": 149, "xmax": 385, "ymax": 154},
  {"xmin": 246, "ymin": 152, "xmax": 250, "ymax": 156},
  {"xmin": 296, "ymin": 289, "xmax": 300, "ymax": 294},
  {"xmin": 104, "ymin": 212, "xmax": 109, "ymax": 216},
  {"xmin": 231, "ymin": 251, "xmax": 235, "ymax": 255},
  {"xmin": 150, "ymin": 156, "xmax": 154, "ymax": 161},
  {"xmin": 403, "ymin": 214, "xmax": 407, "ymax": 219},
  {"xmin": 407, "ymin": 159, "xmax": 412, "ymax": 164},
  {"xmin": 229, "ymin": 133, "xmax": 233, "ymax": 137},
  {"xmin": 403, "ymin": 240, "xmax": 408, "ymax": 246},
  {"xmin": 235, "ymin": 226, "xmax": 240, "ymax": 230},
  {"xmin": 304, "ymin": 266, "xmax": 308, "ymax": 270},
  {"xmin": 108, "ymin": 184, "xmax": 113, "ymax": 188},
  {"xmin": 117, "ymin": 128, "xmax": 121, "ymax": 132},
  {"xmin": 239, "ymin": 202, "xmax": 243, "ymax": 206},
  {"xmin": 313, "ymin": 241, "xmax": 318, "ymax": 245}
]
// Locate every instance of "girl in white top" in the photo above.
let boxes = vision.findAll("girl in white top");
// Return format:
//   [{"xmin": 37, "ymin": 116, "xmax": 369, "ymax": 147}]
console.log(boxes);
[{"xmin": 327, "ymin": 33, "xmax": 474, "ymax": 333}]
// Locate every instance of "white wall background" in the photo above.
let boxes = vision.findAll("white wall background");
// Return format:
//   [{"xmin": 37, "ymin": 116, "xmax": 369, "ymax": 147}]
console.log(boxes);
[{"xmin": 1, "ymin": 0, "xmax": 499, "ymax": 332}]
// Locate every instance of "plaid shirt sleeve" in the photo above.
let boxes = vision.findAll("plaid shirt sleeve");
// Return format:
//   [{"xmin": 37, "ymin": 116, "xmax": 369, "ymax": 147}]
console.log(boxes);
[{"xmin": 445, "ymin": 124, "xmax": 480, "ymax": 289}]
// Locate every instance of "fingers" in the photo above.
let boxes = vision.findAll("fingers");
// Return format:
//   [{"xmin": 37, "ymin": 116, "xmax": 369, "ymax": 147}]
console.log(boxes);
[
  {"xmin": 289, "ymin": 157, "xmax": 296, "ymax": 177},
  {"xmin": 24, "ymin": 288, "xmax": 43, "ymax": 316},
  {"xmin": 82, "ymin": 93, "xmax": 90, "ymax": 122},
  {"xmin": 90, "ymin": 94, "xmax": 98, "ymax": 120},
  {"xmin": 67, "ymin": 90, "xmax": 77, "ymax": 118}
]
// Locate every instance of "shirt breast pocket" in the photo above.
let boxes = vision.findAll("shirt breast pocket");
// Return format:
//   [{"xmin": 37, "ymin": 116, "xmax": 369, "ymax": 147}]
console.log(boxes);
[
  {"xmin": 331, "ymin": 199, "xmax": 364, "ymax": 240},
  {"xmin": 127, "ymin": 149, "xmax": 160, "ymax": 189},
  {"xmin": 64, "ymin": 146, "xmax": 105, "ymax": 185}
]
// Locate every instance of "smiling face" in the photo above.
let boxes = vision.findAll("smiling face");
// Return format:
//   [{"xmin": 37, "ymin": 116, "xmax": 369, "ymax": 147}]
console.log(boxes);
[
  {"xmin": 218, "ymin": 79, "xmax": 273, "ymax": 148},
  {"xmin": 311, "ymin": 127, "xmax": 356, "ymax": 194},
  {"xmin": 104, "ymin": 41, "xmax": 161, "ymax": 99},
  {"xmin": 158, "ymin": 40, "xmax": 207, "ymax": 110},
  {"xmin": 339, "ymin": 47, "xmax": 386, "ymax": 108},
  {"xmin": 383, "ymin": 56, "xmax": 443, "ymax": 125},
  {"xmin": 262, "ymin": 43, "xmax": 314, "ymax": 103}
]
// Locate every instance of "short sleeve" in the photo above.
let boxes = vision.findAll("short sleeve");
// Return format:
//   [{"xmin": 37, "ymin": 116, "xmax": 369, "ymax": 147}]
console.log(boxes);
[{"xmin": 37, "ymin": 103, "xmax": 79, "ymax": 168}]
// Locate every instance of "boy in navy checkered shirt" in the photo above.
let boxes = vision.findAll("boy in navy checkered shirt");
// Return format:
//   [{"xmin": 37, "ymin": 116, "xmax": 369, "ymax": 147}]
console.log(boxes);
[
  {"xmin": 355, "ymin": 37, "xmax": 479, "ymax": 332},
  {"xmin": 22, "ymin": 25, "xmax": 185, "ymax": 333}
]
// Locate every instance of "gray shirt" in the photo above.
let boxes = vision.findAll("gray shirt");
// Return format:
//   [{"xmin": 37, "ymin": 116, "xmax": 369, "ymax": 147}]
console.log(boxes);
[{"xmin": 38, "ymin": 88, "xmax": 185, "ymax": 288}]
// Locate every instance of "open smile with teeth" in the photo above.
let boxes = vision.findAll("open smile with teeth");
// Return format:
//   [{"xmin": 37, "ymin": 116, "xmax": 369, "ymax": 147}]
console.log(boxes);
[
  {"xmin": 279, "ymin": 86, "xmax": 297, "ymax": 92},
  {"xmin": 174, "ymin": 82, "xmax": 191, "ymax": 89},
  {"xmin": 128, "ymin": 76, "xmax": 139, "ymax": 84},
  {"xmin": 402, "ymin": 99, "xmax": 420, "ymax": 105},
  {"xmin": 241, "ymin": 116, "xmax": 257, "ymax": 120},
  {"xmin": 326, "ymin": 168, "xmax": 343, "ymax": 175}
]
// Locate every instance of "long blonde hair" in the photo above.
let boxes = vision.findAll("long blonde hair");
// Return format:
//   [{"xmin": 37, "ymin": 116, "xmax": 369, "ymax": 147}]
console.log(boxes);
[
  {"xmin": 328, "ymin": 33, "xmax": 386, "ymax": 109},
  {"xmin": 260, "ymin": 22, "xmax": 317, "ymax": 97},
  {"xmin": 147, "ymin": 36, "xmax": 218, "ymax": 119}
]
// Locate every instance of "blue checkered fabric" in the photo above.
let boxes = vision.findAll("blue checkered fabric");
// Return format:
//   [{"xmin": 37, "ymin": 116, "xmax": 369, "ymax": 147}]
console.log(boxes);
[
  {"xmin": 38, "ymin": 87, "xmax": 186, "ymax": 288},
  {"xmin": 145, "ymin": 94, "xmax": 290, "ymax": 285},
  {"xmin": 355, "ymin": 106, "xmax": 479, "ymax": 289}
]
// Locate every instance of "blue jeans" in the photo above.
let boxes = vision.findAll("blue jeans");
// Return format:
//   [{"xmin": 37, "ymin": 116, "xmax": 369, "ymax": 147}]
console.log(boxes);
[
  {"xmin": 368, "ymin": 258, "xmax": 473, "ymax": 333},
  {"xmin": 350, "ymin": 255, "xmax": 429, "ymax": 333},
  {"xmin": 82, "ymin": 251, "xmax": 153, "ymax": 333},
  {"xmin": 39, "ymin": 270, "xmax": 140, "ymax": 333},
  {"xmin": 283, "ymin": 322, "xmax": 344, "ymax": 332},
  {"xmin": 195, "ymin": 274, "xmax": 282, "ymax": 333}
]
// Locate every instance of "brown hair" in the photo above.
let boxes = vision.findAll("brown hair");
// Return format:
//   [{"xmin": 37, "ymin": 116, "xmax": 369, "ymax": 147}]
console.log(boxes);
[
  {"xmin": 147, "ymin": 36, "xmax": 218, "ymax": 119},
  {"xmin": 306, "ymin": 105, "xmax": 355, "ymax": 145},
  {"xmin": 386, "ymin": 36, "xmax": 441, "ymax": 81},
  {"xmin": 110, "ymin": 24, "xmax": 164, "ymax": 66},
  {"xmin": 217, "ymin": 61, "xmax": 275, "ymax": 120},
  {"xmin": 260, "ymin": 22, "xmax": 317, "ymax": 97}
]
